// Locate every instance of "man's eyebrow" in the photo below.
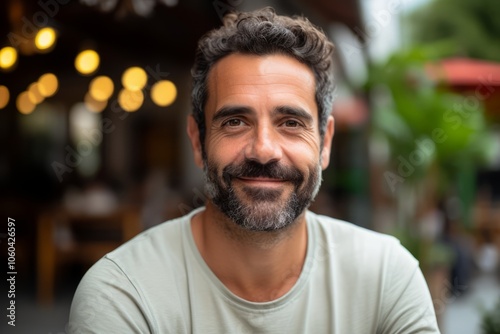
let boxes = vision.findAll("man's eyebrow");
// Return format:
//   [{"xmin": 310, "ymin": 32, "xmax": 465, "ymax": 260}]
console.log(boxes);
[
  {"xmin": 212, "ymin": 106, "xmax": 254, "ymax": 123},
  {"xmin": 274, "ymin": 106, "xmax": 314, "ymax": 123}
]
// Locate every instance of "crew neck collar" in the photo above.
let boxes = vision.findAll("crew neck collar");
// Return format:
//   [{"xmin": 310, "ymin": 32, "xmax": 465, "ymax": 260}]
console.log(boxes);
[{"xmin": 183, "ymin": 207, "xmax": 316, "ymax": 311}]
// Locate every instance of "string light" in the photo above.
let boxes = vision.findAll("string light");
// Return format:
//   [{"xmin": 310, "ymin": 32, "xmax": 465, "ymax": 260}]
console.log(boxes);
[
  {"xmin": 38, "ymin": 73, "xmax": 59, "ymax": 97},
  {"xmin": 28, "ymin": 83, "xmax": 45, "ymax": 104},
  {"xmin": 75, "ymin": 50, "xmax": 100, "ymax": 75},
  {"xmin": 118, "ymin": 88, "xmax": 143, "ymax": 112},
  {"xmin": 122, "ymin": 67, "xmax": 147, "ymax": 91},
  {"xmin": 89, "ymin": 76, "xmax": 114, "ymax": 101},
  {"xmin": 0, "ymin": 85, "xmax": 9, "ymax": 109},
  {"xmin": 151, "ymin": 80, "xmax": 177, "ymax": 107},
  {"xmin": 35, "ymin": 27, "xmax": 57, "ymax": 51},
  {"xmin": 16, "ymin": 92, "xmax": 35, "ymax": 114},
  {"xmin": 0, "ymin": 47, "xmax": 18, "ymax": 70}
]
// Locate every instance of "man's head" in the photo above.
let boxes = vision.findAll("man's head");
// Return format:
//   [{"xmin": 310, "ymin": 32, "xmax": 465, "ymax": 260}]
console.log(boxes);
[
  {"xmin": 187, "ymin": 8, "xmax": 335, "ymax": 232},
  {"xmin": 191, "ymin": 7, "xmax": 335, "ymax": 149}
]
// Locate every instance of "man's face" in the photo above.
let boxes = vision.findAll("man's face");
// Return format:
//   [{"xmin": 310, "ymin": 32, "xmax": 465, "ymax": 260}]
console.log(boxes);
[{"xmin": 188, "ymin": 53, "xmax": 334, "ymax": 231}]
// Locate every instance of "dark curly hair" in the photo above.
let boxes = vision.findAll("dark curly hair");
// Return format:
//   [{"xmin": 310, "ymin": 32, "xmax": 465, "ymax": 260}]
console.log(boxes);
[{"xmin": 191, "ymin": 7, "xmax": 335, "ymax": 152}]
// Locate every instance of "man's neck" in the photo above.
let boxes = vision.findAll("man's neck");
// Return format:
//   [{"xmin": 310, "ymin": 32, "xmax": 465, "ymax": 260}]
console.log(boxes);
[{"xmin": 190, "ymin": 203, "xmax": 308, "ymax": 302}]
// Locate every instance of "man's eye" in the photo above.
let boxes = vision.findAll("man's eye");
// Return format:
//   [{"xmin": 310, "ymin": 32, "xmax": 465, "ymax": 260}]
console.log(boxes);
[
  {"xmin": 223, "ymin": 119, "xmax": 244, "ymax": 127},
  {"xmin": 284, "ymin": 120, "xmax": 300, "ymax": 127}
]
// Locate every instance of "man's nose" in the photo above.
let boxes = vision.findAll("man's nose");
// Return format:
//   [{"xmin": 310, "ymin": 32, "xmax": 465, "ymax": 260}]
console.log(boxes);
[{"xmin": 244, "ymin": 124, "xmax": 283, "ymax": 164}]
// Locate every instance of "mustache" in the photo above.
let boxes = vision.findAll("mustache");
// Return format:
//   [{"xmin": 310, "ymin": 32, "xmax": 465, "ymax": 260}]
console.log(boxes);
[{"xmin": 222, "ymin": 160, "xmax": 304, "ymax": 186}]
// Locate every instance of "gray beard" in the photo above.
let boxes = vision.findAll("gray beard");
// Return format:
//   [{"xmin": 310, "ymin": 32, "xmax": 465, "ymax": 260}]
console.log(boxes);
[{"xmin": 203, "ymin": 160, "xmax": 322, "ymax": 232}]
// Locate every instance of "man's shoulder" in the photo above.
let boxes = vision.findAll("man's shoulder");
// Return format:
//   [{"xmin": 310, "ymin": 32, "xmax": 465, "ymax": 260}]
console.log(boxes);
[
  {"xmin": 307, "ymin": 210, "xmax": 399, "ymax": 246},
  {"xmin": 306, "ymin": 211, "xmax": 438, "ymax": 332},
  {"xmin": 306, "ymin": 210, "xmax": 414, "ymax": 266},
  {"xmin": 69, "ymin": 211, "xmax": 199, "ymax": 333},
  {"xmin": 70, "ymin": 210, "xmax": 199, "ymax": 327},
  {"xmin": 107, "ymin": 212, "xmax": 187, "ymax": 260},
  {"xmin": 102, "ymin": 207, "xmax": 206, "ymax": 274}
]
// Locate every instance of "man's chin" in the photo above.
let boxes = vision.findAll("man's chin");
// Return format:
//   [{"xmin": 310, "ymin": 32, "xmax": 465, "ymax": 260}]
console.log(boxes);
[
  {"xmin": 237, "ymin": 186, "xmax": 286, "ymax": 202},
  {"xmin": 225, "ymin": 195, "xmax": 300, "ymax": 232}
]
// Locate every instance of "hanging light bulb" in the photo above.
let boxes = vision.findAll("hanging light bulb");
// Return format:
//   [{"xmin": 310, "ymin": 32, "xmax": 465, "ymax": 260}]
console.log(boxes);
[
  {"xmin": 17, "ymin": 92, "xmax": 36, "ymax": 114},
  {"xmin": 0, "ymin": 85, "xmax": 9, "ymax": 109},
  {"xmin": 0, "ymin": 46, "xmax": 18, "ymax": 70},
  {"xmin": 28, "ymin": 83, "xmax": 45, "ymax": 104},
  {"xmin": 122, "ymin": 67, "xmax": 147, "ymax": 91},
  {"xmin": 89, "ymin": 76, "xmax": 114, "ymax": 101},
  {"xmin": 35, "ymin": 27, "xmax": 57, "ymax": 51},
  {"xmin": 118, "ymin": 88, "xmax": 144, "ymax": 112},
  {"xmin": 75, "ymin": 50, "xmax": 100, "ymax": 75},
  {"xmin": 151, "ymin": 80, "xmax": 177, "ymax": 107},
  {"xmin": 38, "ymin": 73, "xmax": 59, "ymax": 97}
]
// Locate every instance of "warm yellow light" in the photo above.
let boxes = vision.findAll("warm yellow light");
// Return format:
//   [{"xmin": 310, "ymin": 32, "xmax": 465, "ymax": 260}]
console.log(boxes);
[
  {"xmin": 38, "ymin": 73, "xmax": 59, "ymax": 97},
  {"xmin": 84, "ymin": 92, "xmax": 107, "ymax": 112},
  {"xmin": 118, "ymin": 89, "xmax": 143, "ymax": 112},
  {"xmin": 28, "ymin": 83, "xmax": 45, "ymax": 104},
  {"xmin": 0, "ymin": 86, "xmax": 9, "ymax": 109},
  {"xmin": 89, "ymin": 76, "xmax": 114, "ymax": 101},
  {"xmin": 35, "ymin": 27, "xmax": 56, "ymax": 51},
  {"xmin": 0, "ymin": 47, "xmax": 18, "ymax": 69},
  {"xmin": 17, "ymin": 92, "xmax": 35, "ymax": 114},
  {"xmin": 75, "ymin": 50, "xmax": 100, "ymax": 75},
  {"xmin": 151, "ymin": 80, "xmax": 177, "ymax": 107},
  {"xmin": 122, "ymin": 67, "xmax": 147, "ymax": 91}
]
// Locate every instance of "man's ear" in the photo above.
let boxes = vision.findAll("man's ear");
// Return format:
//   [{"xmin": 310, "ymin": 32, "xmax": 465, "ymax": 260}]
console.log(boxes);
[
  {"xmin": 187, "ymin": 115, "xmax": 204, "ymax": 169},
  {"xmin": 321, "ymin": 115, "xmax": 335, "ymax": 170}
]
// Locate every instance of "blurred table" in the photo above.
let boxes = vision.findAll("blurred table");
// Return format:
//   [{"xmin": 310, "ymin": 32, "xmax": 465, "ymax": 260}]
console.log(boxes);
[{"xmin": 37, "ymin": 206, "xmax": 141, "ymax": 305}]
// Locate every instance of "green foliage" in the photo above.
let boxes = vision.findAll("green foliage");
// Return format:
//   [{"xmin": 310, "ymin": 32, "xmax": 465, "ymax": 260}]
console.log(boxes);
[
  {"xmin": 407, "ymin": 0, "xmax": 500, "ymax": 62},
  {"xmin": 481, "ymin": 296, "xmax": 500, "ymax": 334},
  {"xmin": 365, "ymin": 0, "xmax": 499, "ymax": 265},
  {"xmin": 393, "ymin": 227, "xmax": 455, "ymax": 267},
  {"xmin": 366, "ymin": 46, "xmax": 493, "ymax": 189}
]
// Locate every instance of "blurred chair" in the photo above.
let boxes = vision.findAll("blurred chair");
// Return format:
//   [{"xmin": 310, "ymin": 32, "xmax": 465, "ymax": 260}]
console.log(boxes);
[
  {"xmin": 37, "ymin": 206, "xmax": 141, "ymax": 305},
  {"xmin": 474, "ymin": 194, "xmax": 500, "ymax": 244},
  {"xmin": 473, "ymin": 193, "xmax": 500, "ymax": 274}
]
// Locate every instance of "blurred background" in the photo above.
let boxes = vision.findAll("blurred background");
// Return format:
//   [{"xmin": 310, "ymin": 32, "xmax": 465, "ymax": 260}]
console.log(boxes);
[{"xmin": 0, "ymin": 0, "xmax": 499, "ymax": 333}]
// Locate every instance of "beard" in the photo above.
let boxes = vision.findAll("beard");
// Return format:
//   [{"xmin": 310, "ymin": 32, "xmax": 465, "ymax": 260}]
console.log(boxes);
[{"xmin": 204, "ymin": 158, "xmax": 322, "ymax": 232}]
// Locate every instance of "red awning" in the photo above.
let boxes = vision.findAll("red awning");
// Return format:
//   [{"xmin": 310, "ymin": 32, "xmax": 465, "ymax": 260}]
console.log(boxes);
[{"xmin": 426, "ymin": 58, "xmax": 500, "ymax": 87}]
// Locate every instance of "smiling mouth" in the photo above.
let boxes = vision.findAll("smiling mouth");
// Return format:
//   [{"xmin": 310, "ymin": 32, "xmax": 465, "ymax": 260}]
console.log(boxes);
[{"xmin": 236, "ymin": 177, "xmax": 288, "ymax": 187}]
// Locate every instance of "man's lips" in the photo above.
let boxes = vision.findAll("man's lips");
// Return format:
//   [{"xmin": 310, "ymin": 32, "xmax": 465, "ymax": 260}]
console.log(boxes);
[{"xmin": 235, "ymin": 177, "xmax": 288, "ymax": 187}]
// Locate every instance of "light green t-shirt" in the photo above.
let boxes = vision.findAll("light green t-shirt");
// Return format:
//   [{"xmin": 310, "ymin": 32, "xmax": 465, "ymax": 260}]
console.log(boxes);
[{"xmin": 69, "ymin": 208, "xmax": 440, "ymax": 333}]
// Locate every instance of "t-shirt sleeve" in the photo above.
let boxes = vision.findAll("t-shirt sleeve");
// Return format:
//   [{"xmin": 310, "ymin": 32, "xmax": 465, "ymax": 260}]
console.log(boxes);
[
  {"xmin": 68, "ymin": 257, "xmax": 153, "ymax": 334},
  {"xmin": 377, "ymin": 242, "xmax": 441, "ymax": 334}
]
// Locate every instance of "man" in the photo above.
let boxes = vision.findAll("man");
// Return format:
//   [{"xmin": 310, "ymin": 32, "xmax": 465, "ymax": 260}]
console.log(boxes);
[{"xmin": 69, "ymin": 8, "xmax": 440, "ymax": 333}]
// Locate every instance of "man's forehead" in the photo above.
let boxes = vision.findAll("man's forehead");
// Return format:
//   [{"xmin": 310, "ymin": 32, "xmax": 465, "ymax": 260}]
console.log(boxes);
[
  {"xmin": 206, "ymin": 53, "xmax": 317, "ymax": 117},
  {"xmin": 209, "ymin": 53, "xmax": 315, "ymax": 85}
]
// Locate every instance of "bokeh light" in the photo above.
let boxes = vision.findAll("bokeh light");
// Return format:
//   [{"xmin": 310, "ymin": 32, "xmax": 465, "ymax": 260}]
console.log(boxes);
[
  {"xmin": 28, "ymin": 83, "xmax": 45, "ymax": 104},
  {"xmin": 75, "ymin": 50, "xmax": 100, "ymax": 75},
  {"xmin": 89, "ymin": 76, "xmax": 114, "ymax": 101},
  {"xmin": 122, "ymin": 67, "xmax": 147, "ymax": 91},
  {"xmin": 0, "ymin": 85, "xmax": 10, "ymax": 109},
  {"xmin": 0, "ymin": 46, "xmax": 18, "ymax": 70},
  {"xmin": 16, "ymin": 92, "xmax": 35, "ymax": 114},
  {"xmin": 118, "ymin": 88, "xmax": 144, "ymax": 112},
  {"xmin": 38, "ymin": 73, "xmax": 59, "ymax": 97},
  {"xmin": 151, "ymin": 80, "xmax": 177, "ymax": 107},
  {"xmin": 35, "ymin": 27, "xmax": 57, "ymax": 51},
  {"xmin": 84, "ymin": 92, "xmax": 107, "ymax": 112}
]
